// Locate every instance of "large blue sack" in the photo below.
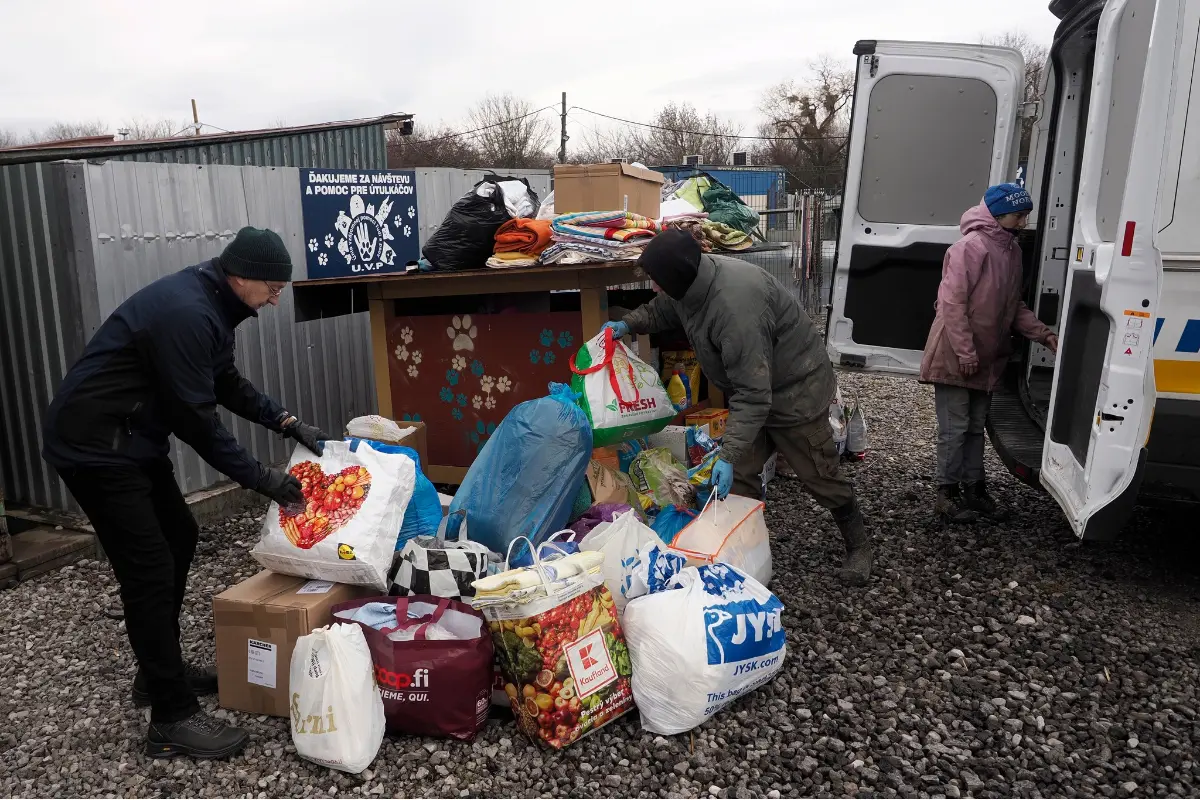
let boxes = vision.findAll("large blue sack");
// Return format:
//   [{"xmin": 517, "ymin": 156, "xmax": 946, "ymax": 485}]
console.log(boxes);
[
  {"xmin": 343, "ymin": 439, "xmax": 442, "ymax": 550},
  {"xmin": 447, "ymin": 383, "xmax": 592, "ymax": 556}
]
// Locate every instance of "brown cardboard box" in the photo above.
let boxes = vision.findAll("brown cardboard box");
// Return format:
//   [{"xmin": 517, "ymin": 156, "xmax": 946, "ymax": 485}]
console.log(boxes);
[
  {"xmin": 686, "ymin": 409, "xmax": 729, "ymax": 440},
  {"xmin": 553, "ymin": 163, "xmax": 665, "ymax": 219},
  {"xmin": 213, "ymin": 571, "xmax": 375, "ymax": 717}
]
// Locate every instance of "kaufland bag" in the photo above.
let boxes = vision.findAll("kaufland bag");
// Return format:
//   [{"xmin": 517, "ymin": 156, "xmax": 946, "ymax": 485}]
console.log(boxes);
[
  {"xmin": 621, "ymin": 548, "xmax": 786, "ymax": 734},
  {"xmin": 252, "ymin": 439, "xmax": 417, "ymax": 591},
  {"xmin": 290, "ymin": 623, "xmax": 385, "ymax": 773},
  {"xmin": 668, "ymin": 494, "xmax": 772, "ymax": 587},
  {"xmin": 332, "ymin": 596, "xmax": 494, "ymax": 741},
  {"xmin": 571, "ymin": 329, "xmax": 675, "ymax": 447}
]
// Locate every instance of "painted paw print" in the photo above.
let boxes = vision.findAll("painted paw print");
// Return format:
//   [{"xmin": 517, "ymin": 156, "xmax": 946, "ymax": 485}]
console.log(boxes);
[
  {"xmin": 445, "ymin": 369, "xmax": 460, "ymax": 387},
  {"xmin": 540, "ymin": 329, "xmax": 554, "ymax": 348},
  {"xmin": 317, "ymin": 253, "xmax": 328, "ymax": 266},
  {"xmin": 456, "ymin": 393, "xmax": 467, "ymax": 408},
  {"xmin": 469, "ymin": 420, "xmax": 498, "ymax": 451},
  {"xmin": 307, "ymin": 238, "xmax": 318, "ymax": 252},
  {"xmin": 447, "ymin": 315, "xmax": 477, "ymax": 352},
  {"xmin": 324, "ymin": 234, "xmax": 335, "ymax": 248},
  {"xmin": 497, "ymin": 376, "xmax": 511, "ymax": 393},
  {"xmin": 408, "ymin": 206, "xmax": 416, "ymax": 219},
  {"xmin": 557, "ymin": 331, "xmax": 574, "ymax": 349},
  {"xmin": 472, "ymin": 395, "xmax": 483, "ymax": 410},
  {"xmin": 393, "ymin": 215, "xmax": 404, "ymax": 228},
  {"xmin": 485, "ymin": 395, "xmax": 497, "ymax": 410},
  {"xmin": 470, "ymin": 359, "xmax": 484, "ymax": 378},
  {"xmin": 400, "ymin": 327, "xmax": 413, "ymax": 345},
  {"xmin": 543, "ymin": 351, "xmax": 556, "ymax": 366},
  {"xmin": 411, "ymin": 350, "xmax": 422, "ymax": 365},
  {"xmin": 394, "ymin": 345, "xmax": 409, "ymax": 362},
  {"xmin": 438, "ymin": 387, "xmax": 454, "ymax": 404},
  {"xmin": 451, "ymin": 408, "xmax": 463, "ymax": 421},
  {"xmin": 480, "ymin": 375, "xmax": 495, "ymax": 394},
  {"xmin": 403, "ymin": 225, "xmax": 412, "ymax": 238},
  {"xmin": 407, "ymin": 364, "xmax": 419, "ymax": 379},
  {"xmin": 529, "ymin": 349, "xmax": 541, "ymax": 365},
  {"xmin": 451, "ymin": 355, "xmax": 467, "ymax": 372},
  {"xmin": 401, "ymin": 413, "xmax": 423, "ymax": 423}
]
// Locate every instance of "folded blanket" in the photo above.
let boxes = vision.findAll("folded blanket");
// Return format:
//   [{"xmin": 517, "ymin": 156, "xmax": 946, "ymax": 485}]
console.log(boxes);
[
  {"xmin": 487, "ymin": 252, "xmax": 540, "ymax": 269},
  {"xmin": 494, "ymin": 218, "xmax": 553, "ymax": 256},
  {"xmin": 540, "ymin": 241, "xmax": 644, "ymax": 265},
  {"xmin": 552, "ymin": 211, "xmax": 659, "ymax": 243},
  {"xmin": 700, "ymin": 220, "xmax": 751, "ymax": 251},
  {"xmin": 666, "ymin": 218, "xmax": 714, "ymax": 253}
]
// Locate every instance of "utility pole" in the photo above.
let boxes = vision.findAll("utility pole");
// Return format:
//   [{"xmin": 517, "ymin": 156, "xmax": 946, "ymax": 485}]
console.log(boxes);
[
  {"xmin": 559, "ymin": 92, "xmax": 568, "ymax": 164},
  {"xmin": 191, "ymin": 99, "xmax": 200, "ymax": 136}
]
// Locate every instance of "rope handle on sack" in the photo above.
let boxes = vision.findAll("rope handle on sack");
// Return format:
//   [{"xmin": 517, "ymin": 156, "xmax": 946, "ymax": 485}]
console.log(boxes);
[{"xmin": 568, "ymin": 327, "xmax": 641, "ymax": 405}]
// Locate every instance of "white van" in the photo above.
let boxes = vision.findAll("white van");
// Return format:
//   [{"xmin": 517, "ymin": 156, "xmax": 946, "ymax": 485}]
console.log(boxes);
[{"xmin": 826, "ymin": 0, "xmax": 1196, "ymax": 541}]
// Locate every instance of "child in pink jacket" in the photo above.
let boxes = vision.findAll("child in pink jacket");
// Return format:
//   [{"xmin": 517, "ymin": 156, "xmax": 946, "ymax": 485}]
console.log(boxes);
[{"xmin": 919, "ymin": 184, "xmax": 1058, "ymax": 522}]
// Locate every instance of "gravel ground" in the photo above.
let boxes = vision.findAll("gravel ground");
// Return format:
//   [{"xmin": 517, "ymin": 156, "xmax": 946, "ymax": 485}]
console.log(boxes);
[{"xmin": 3, "ymin": 372, "xmax": 1200, "ymax": 798}]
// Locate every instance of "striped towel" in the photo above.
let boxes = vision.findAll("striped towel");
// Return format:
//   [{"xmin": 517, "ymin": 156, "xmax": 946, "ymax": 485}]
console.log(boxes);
[{"xmin": 551, "ymin": 211, "xmax": 659, "ymax": 243}]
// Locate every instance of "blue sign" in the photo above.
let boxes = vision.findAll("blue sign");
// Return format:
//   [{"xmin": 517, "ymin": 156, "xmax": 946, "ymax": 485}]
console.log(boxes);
[{"xmin": 300, "ymin": 169, "xmax": 420, "ymax": 279}]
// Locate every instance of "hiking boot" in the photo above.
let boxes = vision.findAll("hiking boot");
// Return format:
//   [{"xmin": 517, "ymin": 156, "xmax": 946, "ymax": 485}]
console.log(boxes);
[
  {"xmin": 935, "ymin": 485, "xmax": 979, "ymax": 523},
  {"xmin": 831, "ymin": 496, "xmax": 873, "ymax": 586},
  {"xmin": 146, "ymin": 710, "xmax": 248, "ymax": 760},
  {"xmin": 963, "ymin": 481, "xmax": 1009, "ymax": 521},
  {"xmin": 133, "ymin": 663, "xmax": 218, "ymax": 708}
]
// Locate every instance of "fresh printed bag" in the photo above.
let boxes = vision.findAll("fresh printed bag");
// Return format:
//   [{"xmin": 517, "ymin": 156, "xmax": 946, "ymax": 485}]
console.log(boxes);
[
  {"xmin": 571, "ymin": 329, "xmax": 674, "ymax": 447},
  {"xmin": 252, "ymin": 438, "xmax": 417, "ymax": 591}
]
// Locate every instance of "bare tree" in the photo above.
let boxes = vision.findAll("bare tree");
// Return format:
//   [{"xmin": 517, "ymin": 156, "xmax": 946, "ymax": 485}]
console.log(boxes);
[
  {"xmin": 629, "ymin": 103, "xmax": 741, "ymax": 166},
  {"xmin": 568, "ymin": 124, "xmax": 641, "ymax": 164},
  {"xmin": 754, "ymin": 56, "xmax": 855, "ymax": 192},
  {"xmin": 386, "ymin": 122, "xmax": 484, "ymax": 169},
  {"xmin": 29, "ymin": 120, "xmax": 110, "ymax": 144},
  {"xmin": 0, "ymin": 129, "xmax": 20, "ymax": 148},
  {"xmin": 982, "ymin": 30, "xmax": 1049, "ymax": 159},
  {"xmin": 467, "ymin": 94, "xmax": 554, "ymax": 170},
  {"xmin": 119, "ymin": 117, "xmax": 181, "ymax": 140}
]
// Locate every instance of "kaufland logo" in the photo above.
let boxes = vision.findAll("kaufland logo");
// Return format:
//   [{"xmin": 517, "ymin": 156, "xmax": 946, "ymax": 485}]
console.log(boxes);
[
  {"xmin": 578, "ymin": 644, "xmax": 598, "ymax": 670},
  {"xmin": 565, "ymin": 629, "xmax": 615, "ymax": 699}
]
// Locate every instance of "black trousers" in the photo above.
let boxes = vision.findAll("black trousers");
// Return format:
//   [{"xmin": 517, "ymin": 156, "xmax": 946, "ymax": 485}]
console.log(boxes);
[{"xmin": 58, "ymin": 461, "xmax": 200, "ymax": 723}]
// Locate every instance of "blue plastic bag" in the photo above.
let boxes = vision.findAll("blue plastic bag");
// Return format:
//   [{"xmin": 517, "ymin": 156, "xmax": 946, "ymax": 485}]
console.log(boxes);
[
  {"xmin": 344, "ymin": 439, "xmax": 442, "ymax": 550},
  {"xmin": 651, "ymin": 505, "xmax": 698, "ymax": 545},
  {"xmin": 447, "ymin": 383, "xmax": 592, "ymax": 556}
]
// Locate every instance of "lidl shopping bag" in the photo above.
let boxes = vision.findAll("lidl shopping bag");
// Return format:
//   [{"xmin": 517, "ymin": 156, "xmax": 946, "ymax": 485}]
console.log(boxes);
[
  {"xmin": 253, "ymin": 439, "xmax": 417, "ymax": 591},
  {"xmin": 622, "ymin": 548, "xmax": 786, "ymax": 735},
  {"xmin": 290, "ymin": 623, "xmax": 385, "ymax": 773},
  {"xmin": 570, "ymin": 329, "xmax": 674, "ymax": 447},
  {"xmin": 668, "ymin": 494, "xmax": 772, "ymax": 587}
]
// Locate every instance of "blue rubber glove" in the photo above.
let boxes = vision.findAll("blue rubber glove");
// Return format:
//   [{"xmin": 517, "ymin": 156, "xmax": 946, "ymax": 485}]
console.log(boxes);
[
  {"xmin": 601, "ymin": 321, "xmax": 629, "ymax": 340},
  {"xmin": 712, "ymin": 458, "xmax": 734, "ymax": 501}
]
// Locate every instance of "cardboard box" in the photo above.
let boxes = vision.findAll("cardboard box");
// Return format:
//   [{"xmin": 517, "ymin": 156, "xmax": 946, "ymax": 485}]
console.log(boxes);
[
  {"xmin": 647, "ymin": 426, "xmax": 689, "ymax": 468},
  {"xmin": 213, "ymin": 571, "xmax": 375, "ymax": 717},
  {"xmin": 592, "ymin": 446, "xmax": 620, "ymax": 472},
  {"xmin": 687, "ymin": 409, "xmax": 729, "ymax": 440},
  {"xmin": 553, "ymin": 163, "xmax": 665, "ymax": 219}
]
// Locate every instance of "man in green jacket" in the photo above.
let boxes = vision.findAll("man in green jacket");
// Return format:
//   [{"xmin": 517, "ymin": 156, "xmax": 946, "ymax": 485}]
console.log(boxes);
[{"xmin": 603, "ymin": 229, "xmax": 873, "ymax": 585}]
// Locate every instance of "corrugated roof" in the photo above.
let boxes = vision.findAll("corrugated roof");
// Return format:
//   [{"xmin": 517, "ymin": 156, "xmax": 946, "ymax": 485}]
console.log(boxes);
[{"xmin": 0, "ymin": 112, "xmax": 413, "ymax": 165}]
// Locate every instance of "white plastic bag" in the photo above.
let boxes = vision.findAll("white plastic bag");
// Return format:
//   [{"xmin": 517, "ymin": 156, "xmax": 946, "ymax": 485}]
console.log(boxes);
[
  {"xmin": 345, "ymin": 415, "xmax": 413, "ymax": 443},
  {"xmin": 578, "ymin": 509, "xmax": 660, "ymax": 613},
  {"xmin": 494, "ymin": 179, "xmax": 537, "ymax": 219},
  {"xmin": 570, "ymin": 329, "xmax": 675, "ymax": 447},
  {"xmin": 535, "ymin": 190, "xmax": 556, "ymax": 221},
  {"xmin": 667, "ymin": 494, "xmax": 772, "ymax": 587},
  {"xmin": 829, "ymin": 390, "xmax": 848, "ymax": 457},
  {"xmin": 252, "ymin": 439, "xmax": 417, "ymax": 590},
  {"xmin": 622, "ymin": 551, "xmax": 786, "ymax": 734},
  {"xmin": 290, "ymin": 623, "xmax": 385, "ymax": 774}
]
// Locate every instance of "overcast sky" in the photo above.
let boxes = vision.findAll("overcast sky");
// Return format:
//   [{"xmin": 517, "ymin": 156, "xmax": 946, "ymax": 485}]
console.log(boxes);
[{"xmin": 1, "ymin": 0, "xmax": 1060, "ymax": 146}]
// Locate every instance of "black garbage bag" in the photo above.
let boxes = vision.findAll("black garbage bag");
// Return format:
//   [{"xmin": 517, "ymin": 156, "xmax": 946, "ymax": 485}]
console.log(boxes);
[{"xmin": 421, "ymin": 176, "xmax": 540, "ymax": 271}]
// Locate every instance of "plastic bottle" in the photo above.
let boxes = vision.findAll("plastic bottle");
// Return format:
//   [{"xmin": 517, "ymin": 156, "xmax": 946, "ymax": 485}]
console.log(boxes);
[
  {"xmin": 666, "ymin": 366, "xmax": 688, "ymax": 412},
  {"xmin": 677, "ymin": 364, "xmax": 692, "ymax": 408}
]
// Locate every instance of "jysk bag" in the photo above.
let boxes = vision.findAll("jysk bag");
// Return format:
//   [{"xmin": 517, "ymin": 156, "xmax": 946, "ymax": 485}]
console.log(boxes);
[
  {"xmin": 392, "ymin": 510, "xmax": 490, "ymax": 601},
  {"xmin": 253, "ymin": 439, "xmax": 416, "ymax": 591},
  {"xmin": 332, "ymin": 596, "xmax": 494, "ymax": 741},
  {"xmin": 622, "ymin": 548, "xmax": 786, "ymax": 735},
  {"xmin": 668, "ymin": 494, "xmax": 772, "ymax": 587},
  {"xmin": 290, "ymin": 623, "xmax": 385, "ymax": 773},
  {"xmin": 570, "ymin": 329, "xmax": 675, "ymax": 447}
]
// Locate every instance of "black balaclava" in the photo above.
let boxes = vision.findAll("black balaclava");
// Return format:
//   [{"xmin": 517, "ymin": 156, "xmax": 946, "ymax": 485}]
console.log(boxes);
[{"xmin": 638, "ymin": 228, "xmax": 702, "ymax": 300}]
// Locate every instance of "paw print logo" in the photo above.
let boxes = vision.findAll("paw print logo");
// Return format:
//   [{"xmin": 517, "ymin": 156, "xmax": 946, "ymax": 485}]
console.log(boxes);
[
  {"xmin": 456, "ymin": 393, "xmax": 467, "ymax": 407},
  {"xmin": 324, "ymin": 234, "xmax": 335, "ymax": 248},
  {"xmin": 403, "ymin": 225, "xmax": 412, "ymax": 238},
  {"xmin": 447, "ymin": 315, "xmax": 477, "ymax": 352},
  {"xmin": 438, "ymin": 387, "xmax": 454, "ymax": 404},
  {"xmin": 470, "ymin": 359, "xmax": 485, "ymax": 378},
  {"xmin": 497, "ymin": 376, "xmax": 511, "ymax": 394},
  {"xmin": 400, "ymin": 327, "xmax": 413, "ymax": 345},
  {"xmin": 408, "ymin": 206, "xmax": 416, "ymax": 219},
  {"xmin": 407, "ymin": 364, "xmax": 419, "ymax": 379},
  {"xmin": 469, "ymin": 420, "xmax": 498, "ymax": 452},
  {"xmin": 480, "ymin": 375, "xmax": 495, "ymax": 394},
  {"xmin": 557, "ymin": 331, "xmax": 574, "ymax": 349},
  {"xmin": 543, "ymin": 351, "xmax": 556, "ymax": 366},
  {"xmin": 472, "ymin": 395, "xmax": 483, "ymax": 410},
  {"xmin": 451, "ymin": 408, "xmax": 463, "ymax": 421},
  {"xmin": 393, "ymin": 215, "xmax": 404, "ymax": 228},
  {"xmin": 529, "ymin": 349, "xmax": 541, "ymax": 364},
  {"xmin": 317, "ymin": 253, "xmax": 328, "ymax": 266},
  {"xmin": 451, "ymin": 355, "xmax": 467, "ymax": 372},
  {"xmin": 540, "ymin": 329, "xmax": 554, "ymax": 348},
  {"xmin": 445, "ymin": 369, "xmax": 460, "ymax": 387},
  {"xmin": 411, "ymin": 350, "xmax": 422, "ymax": 365},
  {"xmin": 307, "ymin": 238, "xmax": 318, "ymax": 252},
  {"xmin": 485, "ymin": 395, "xmax": 497, "ymax": 410},
  {"xmin": 394, "ymin": 345, "xmax": 409, "ymax": 362}
]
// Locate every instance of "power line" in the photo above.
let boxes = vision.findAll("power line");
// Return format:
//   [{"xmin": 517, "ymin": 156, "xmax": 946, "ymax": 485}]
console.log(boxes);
[
  {"xmin": 571, "ymin": 106, "xmax": 849, "ymax": 142},
  {"xmin": 416, "ymin": 105, "xmax": 558, "ymax": 143}
]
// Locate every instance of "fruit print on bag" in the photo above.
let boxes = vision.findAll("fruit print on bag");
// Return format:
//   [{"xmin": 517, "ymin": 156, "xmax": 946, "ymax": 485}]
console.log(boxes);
[{"xmin": 280, "ymin": 462, "xmax": 372, "ymax": 549}]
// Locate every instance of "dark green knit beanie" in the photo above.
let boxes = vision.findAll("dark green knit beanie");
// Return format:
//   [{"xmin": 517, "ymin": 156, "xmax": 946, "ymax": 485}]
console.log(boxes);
[{"xmin": 220, "ymin": 227, "xmax": 293, "ymax": 282}]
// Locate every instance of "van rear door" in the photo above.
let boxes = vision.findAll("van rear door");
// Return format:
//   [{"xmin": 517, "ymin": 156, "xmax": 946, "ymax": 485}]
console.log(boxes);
[
  {"xmin": 826, "ymin": 41, "xmax": 1025, "ymax": 373},
  {"xmin": 1041, "ymin": 0, "xmax": 1181, "ymax": 539}
]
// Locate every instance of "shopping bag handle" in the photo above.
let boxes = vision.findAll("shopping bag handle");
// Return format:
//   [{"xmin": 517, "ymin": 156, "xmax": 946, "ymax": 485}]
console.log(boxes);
[
  {"xmin": 568, "ymin": 328, "xmax": 641, "ymax": 405},
  {"xmin": 440, "ymin": 509, "xmax": 469, "ymax": 544},
  {"xmin": 385, "ymin": 596, "xmax": 451, "ymax": 640}
]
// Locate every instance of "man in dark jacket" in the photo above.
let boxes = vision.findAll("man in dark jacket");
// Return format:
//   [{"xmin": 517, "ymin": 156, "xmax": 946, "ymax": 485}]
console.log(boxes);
[
  {"xmin": 604, "ymin": 229, "xmax": 873, "ymax": 585},
  {"xmin": 43, "ymin": 226, "xmax": 333, "ymax": 759}
]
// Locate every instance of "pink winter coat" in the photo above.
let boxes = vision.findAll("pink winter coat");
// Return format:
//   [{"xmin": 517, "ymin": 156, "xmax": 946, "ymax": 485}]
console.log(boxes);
[{"xmin": 919, "ymin": 202, "xmax": 1054, "ymax": 391}]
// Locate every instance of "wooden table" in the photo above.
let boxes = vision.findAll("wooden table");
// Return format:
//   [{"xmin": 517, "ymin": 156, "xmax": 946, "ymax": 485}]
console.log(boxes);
[{"xmin": 297, "ymin": 262, "xmax": 658, "ymax": 484}]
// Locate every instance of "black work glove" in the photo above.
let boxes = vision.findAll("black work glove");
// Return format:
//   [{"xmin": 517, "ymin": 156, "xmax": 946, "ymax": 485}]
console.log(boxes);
[
  {"xmin": 278, "ymin": 413, "xmax": 336, "ymax": 456},
  {"xmin": 257, "ymin": 466, "xmax": 304, "ymax": 508}
]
